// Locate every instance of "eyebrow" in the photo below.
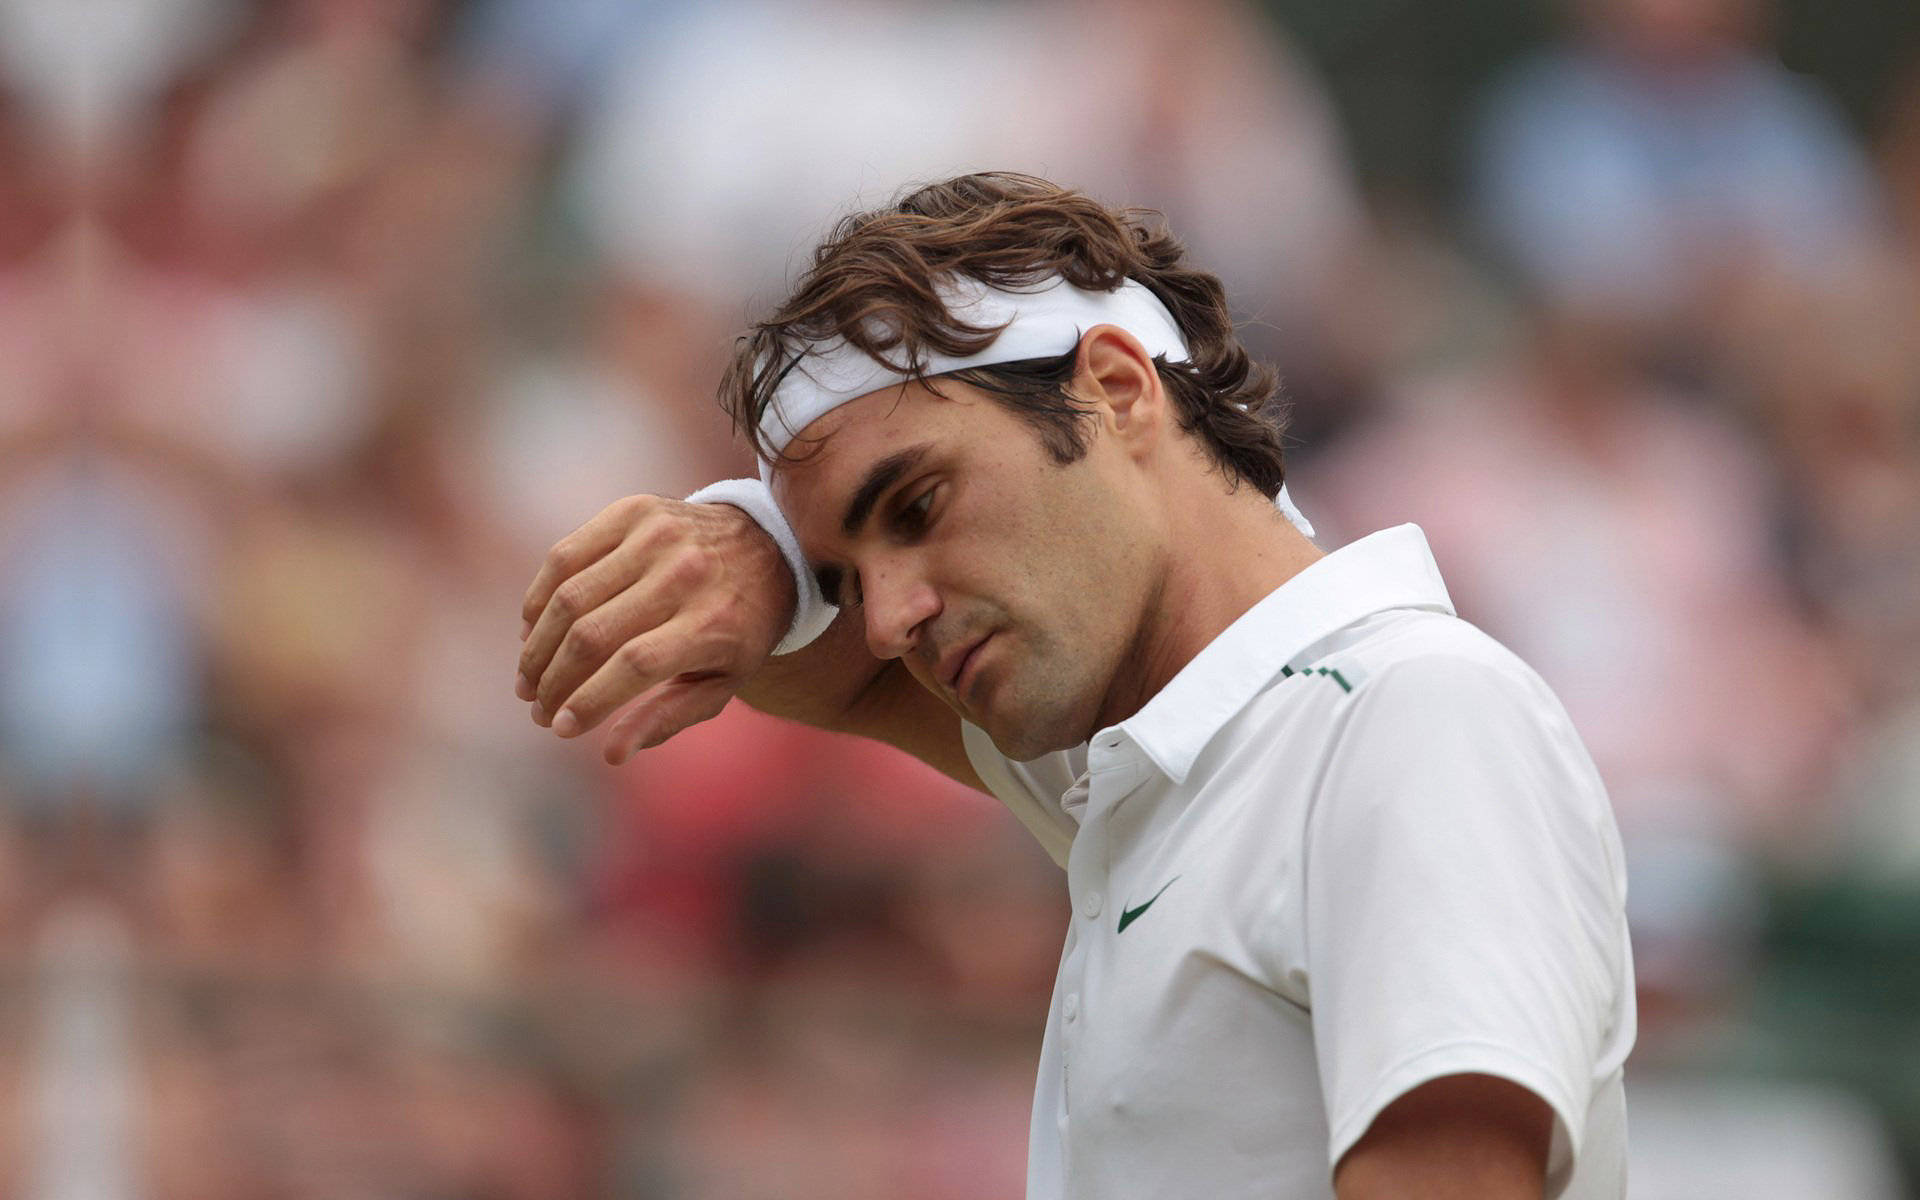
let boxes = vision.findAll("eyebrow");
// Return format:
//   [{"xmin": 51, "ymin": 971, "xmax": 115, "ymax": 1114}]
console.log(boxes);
[{"xmin": 840, "ymin": 444, "xmax": 932, "ymax": 536}]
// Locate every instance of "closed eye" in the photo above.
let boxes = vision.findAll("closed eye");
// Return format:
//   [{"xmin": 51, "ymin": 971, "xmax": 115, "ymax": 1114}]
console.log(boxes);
[
  {"xmin": 814, "ymin": 481, "xmax": 940, "ymax": 607},
  {"xmin": 814, "ymin": 564, "xmax": 862, "ymax": 608},
  {"xmin": 893, "ymin": 484, "xmax": 940, "ymax": 538}
]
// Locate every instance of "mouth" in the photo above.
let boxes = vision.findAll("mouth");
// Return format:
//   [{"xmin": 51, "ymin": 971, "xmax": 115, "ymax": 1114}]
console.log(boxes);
[{"xmin": 941, "ymin": 633, "xmax": 993, "ymax": 696}]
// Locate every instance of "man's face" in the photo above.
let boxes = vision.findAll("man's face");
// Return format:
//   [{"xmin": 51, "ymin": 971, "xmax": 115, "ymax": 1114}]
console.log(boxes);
[{"xmin": 772, "ymin": 379, "xmax": 1164, "ymax": 759}]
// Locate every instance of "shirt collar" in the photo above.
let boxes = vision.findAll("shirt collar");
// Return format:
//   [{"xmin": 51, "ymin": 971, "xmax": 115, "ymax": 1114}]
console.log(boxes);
[{"xmin": 1102, "ymin": 524, "xmax": 1454, "ymax": 785}]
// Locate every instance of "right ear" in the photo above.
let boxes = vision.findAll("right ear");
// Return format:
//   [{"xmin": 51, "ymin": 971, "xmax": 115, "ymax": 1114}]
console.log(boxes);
[{"xmin": 1075, "ymin": 324, "xmax": 1168, "ymax": 460}]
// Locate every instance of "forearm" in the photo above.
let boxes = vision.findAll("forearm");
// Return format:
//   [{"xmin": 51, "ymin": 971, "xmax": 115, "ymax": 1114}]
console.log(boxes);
[
  {"xmin": 736, "ymin": 606, "xmax": 981, "ymax": 788},
  {"xmin": 517, "ymin": 491, "xmax": 972, "ymax": 780},
  {"xmin": 734, "ymin": 604, "xmax": 891, "ymax": 731}
]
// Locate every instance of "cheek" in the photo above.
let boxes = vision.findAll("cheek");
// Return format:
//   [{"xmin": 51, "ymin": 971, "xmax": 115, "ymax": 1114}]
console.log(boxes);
[{"xmin": 947, "ymin": 460, "xmax": 1144, "ymax": 624}]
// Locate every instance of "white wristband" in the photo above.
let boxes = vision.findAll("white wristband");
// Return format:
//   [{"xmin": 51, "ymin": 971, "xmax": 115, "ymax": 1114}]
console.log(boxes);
[{"xmin": 685, "ymin": 478, "xmax": 839, "ymax": 655}]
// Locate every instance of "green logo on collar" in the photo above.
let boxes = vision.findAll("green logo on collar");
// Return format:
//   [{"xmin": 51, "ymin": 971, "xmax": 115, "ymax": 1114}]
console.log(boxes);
[
  {"xmin": 1117, "ymin": 875, "xmax": 1181, "ymax": 933},
  {"xmin": 1280, "ymin": 663, "xmax": 1354, "ymax": 693}
]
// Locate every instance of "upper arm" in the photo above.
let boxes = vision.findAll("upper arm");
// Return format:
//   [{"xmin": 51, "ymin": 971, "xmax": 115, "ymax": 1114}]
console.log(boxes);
[
  {"xmin": 1334, "ymin": 1073, "xmax": 1552, "ymax": 1200},
  {"xmin": 1303, "ymin": 651, "xmax": 1629, "ymax": 1182}
]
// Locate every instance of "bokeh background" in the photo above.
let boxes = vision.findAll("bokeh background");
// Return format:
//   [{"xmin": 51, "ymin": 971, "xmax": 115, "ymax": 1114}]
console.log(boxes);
[{"xmin": 2, "ymin": 0, "xmax": 1918, "ymax": 1195}]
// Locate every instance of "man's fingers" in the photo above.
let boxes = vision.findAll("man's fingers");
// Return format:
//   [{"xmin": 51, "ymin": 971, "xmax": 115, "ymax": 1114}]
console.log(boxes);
[
  {"xmin": 518, "ymin": 539, "xmax": 659, "ymax": 701},
  {"xmin": 546, "ymin": 618, "xmax": 716, "ymax": 738},
  {"xmin": 519, "ymin": 496, "xmax": 653, "ymax": 632},
  {"xmin": 601, "ymin": 677, "xmax": 737, "ymax": 765},
  {"xmin": 530, "ymin": 577, "xmax": 688, "ymax": 721},
  {"xmin": 516, "ymin": 495, "xmax": 783, "ymax": 750}
]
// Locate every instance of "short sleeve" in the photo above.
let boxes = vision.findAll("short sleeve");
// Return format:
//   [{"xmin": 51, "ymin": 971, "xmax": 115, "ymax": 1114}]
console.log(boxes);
[
  {"xmin": 961, "ymin": 720, "xmax": 1081, "ymax": 868},
  {"xmin": 1302, "ymin": 653, "xmax": 1631, "ymax": 1188}
]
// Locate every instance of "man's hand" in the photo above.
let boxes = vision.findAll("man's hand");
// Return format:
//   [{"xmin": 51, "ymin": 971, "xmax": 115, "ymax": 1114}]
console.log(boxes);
[{"xmin": 516, "ymin": 495, "xmax": 797, "ymax": 764}]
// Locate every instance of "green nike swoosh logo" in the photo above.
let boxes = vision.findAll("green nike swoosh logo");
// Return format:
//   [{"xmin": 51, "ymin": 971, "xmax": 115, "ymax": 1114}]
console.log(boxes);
[{"xmin": 1117, "ymin": 875, "xmax": 1181, "ymax": 933}]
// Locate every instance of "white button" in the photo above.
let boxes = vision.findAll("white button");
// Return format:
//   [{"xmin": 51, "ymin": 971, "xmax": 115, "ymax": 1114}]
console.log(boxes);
[
  {"xmin": 1064, "ymin": 993, "xmax": 1079, "ymax": 1022},
  {"xmin": 1082, "ymin": 891, "xmax": 1104, "ymax": 919}
]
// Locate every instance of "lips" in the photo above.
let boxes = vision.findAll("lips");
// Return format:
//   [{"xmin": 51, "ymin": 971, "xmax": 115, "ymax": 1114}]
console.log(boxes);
[{"xmin": 940, "ymin": 633, "xmax": 992, "ymax": 695}]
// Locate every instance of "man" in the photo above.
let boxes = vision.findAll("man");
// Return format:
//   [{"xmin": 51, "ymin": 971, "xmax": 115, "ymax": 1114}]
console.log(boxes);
[{"xmin": 516, "ymin": 173, "xmax": 1634, "ymax": 1198}]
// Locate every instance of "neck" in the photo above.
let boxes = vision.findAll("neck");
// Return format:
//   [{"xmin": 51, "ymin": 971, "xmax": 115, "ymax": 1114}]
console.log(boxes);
[{"xmin": 1091, "ymin": 475, "xmax": 1323, "ymax": 733}]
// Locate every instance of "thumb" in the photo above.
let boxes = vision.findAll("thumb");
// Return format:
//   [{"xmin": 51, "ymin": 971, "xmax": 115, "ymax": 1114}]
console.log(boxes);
[{"xmin": 602, "ymin": 675, "xmax": 737, "ymax": 765}]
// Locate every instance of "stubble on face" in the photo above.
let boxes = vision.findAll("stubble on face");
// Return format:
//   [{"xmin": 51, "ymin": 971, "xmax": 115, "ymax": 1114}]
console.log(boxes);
[
  {"xmin": 774, "ymin": 380, "xmax": 1167, "ymax": 762},
  {"xmin": 939, "ymin": 451, "xmax": 1168, "ymax": 761}
]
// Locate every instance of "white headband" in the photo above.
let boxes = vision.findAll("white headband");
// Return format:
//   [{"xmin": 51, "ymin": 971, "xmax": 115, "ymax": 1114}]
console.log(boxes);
[
  {"xmin": 756, "ymin": 276, "xmax": 1188, "ymax": 462},
  {"xmin": 753, "ymin": 274, "xmax": 1313, "ymax": 539}
]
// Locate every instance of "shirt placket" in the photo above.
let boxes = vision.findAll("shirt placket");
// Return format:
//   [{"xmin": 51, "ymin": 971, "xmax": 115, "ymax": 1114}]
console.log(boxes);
[{"xmin": 1055, "ymin": 734, "xmax": 1155, "ymax": 1174}]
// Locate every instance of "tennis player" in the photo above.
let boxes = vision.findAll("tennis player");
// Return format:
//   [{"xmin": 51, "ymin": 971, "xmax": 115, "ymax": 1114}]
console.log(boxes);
[{"xmin": 517, "ymin": 173, "xmax": 1633, "ymax": 1199}]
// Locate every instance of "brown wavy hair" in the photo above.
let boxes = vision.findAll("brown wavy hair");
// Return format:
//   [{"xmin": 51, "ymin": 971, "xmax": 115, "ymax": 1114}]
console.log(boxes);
[{"xmin": 720, "ymin": 172, "xmax": 1289, "ymax": 495}]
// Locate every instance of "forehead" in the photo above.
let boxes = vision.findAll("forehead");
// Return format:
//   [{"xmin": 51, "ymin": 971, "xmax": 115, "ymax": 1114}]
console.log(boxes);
[{"xmin": 767, "ymin": 378, "xmax": 990, "ymax": 518}]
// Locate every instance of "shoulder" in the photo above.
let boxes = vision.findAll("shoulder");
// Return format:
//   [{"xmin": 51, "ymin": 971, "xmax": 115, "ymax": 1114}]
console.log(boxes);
[
  {"xmin": 1294, "ymin": 616, "xmax": 1621, "ymax": 873},
  {"xmin": 1346, "ymin": 614, "xmax": 1560, "ymax": 712},
  {"xmin": 1264, "ymin": 610, "xmax": 1609, "ymax": 822},
  {"xmin": 1214, "ymin": 608, "xmax": 1599, "ymax": 804},
  {"xmin": 1277, "ymin": 607, "xmax": 1564, "ymax": 724},
  {"xmin": 1353, "ymin": 615, "xmax": 1588, "ymax": 761}
]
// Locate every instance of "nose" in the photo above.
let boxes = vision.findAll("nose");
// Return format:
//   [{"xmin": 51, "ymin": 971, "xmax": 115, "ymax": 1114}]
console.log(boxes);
[{"xmin": 860, "ymin": 555, "xmax": 941, "ymax": 662}]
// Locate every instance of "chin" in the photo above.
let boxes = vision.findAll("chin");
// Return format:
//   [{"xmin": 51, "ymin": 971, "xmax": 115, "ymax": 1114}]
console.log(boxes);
[{"xmin": 978, "ymin": 695, "xmax": 1098, "ymax": 763}]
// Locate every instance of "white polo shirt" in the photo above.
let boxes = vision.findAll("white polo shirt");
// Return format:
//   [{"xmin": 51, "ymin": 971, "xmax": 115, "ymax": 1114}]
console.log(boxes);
[{"xmin": 963, "ymin": 524, "xmax": 1635, "ymax": 1200}]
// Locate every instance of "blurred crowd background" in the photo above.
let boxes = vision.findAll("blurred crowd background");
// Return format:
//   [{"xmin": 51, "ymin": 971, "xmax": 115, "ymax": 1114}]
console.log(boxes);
[{"xmin": 1, "ymin": 0, "xmax": 1918, "ymax": 1195}]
